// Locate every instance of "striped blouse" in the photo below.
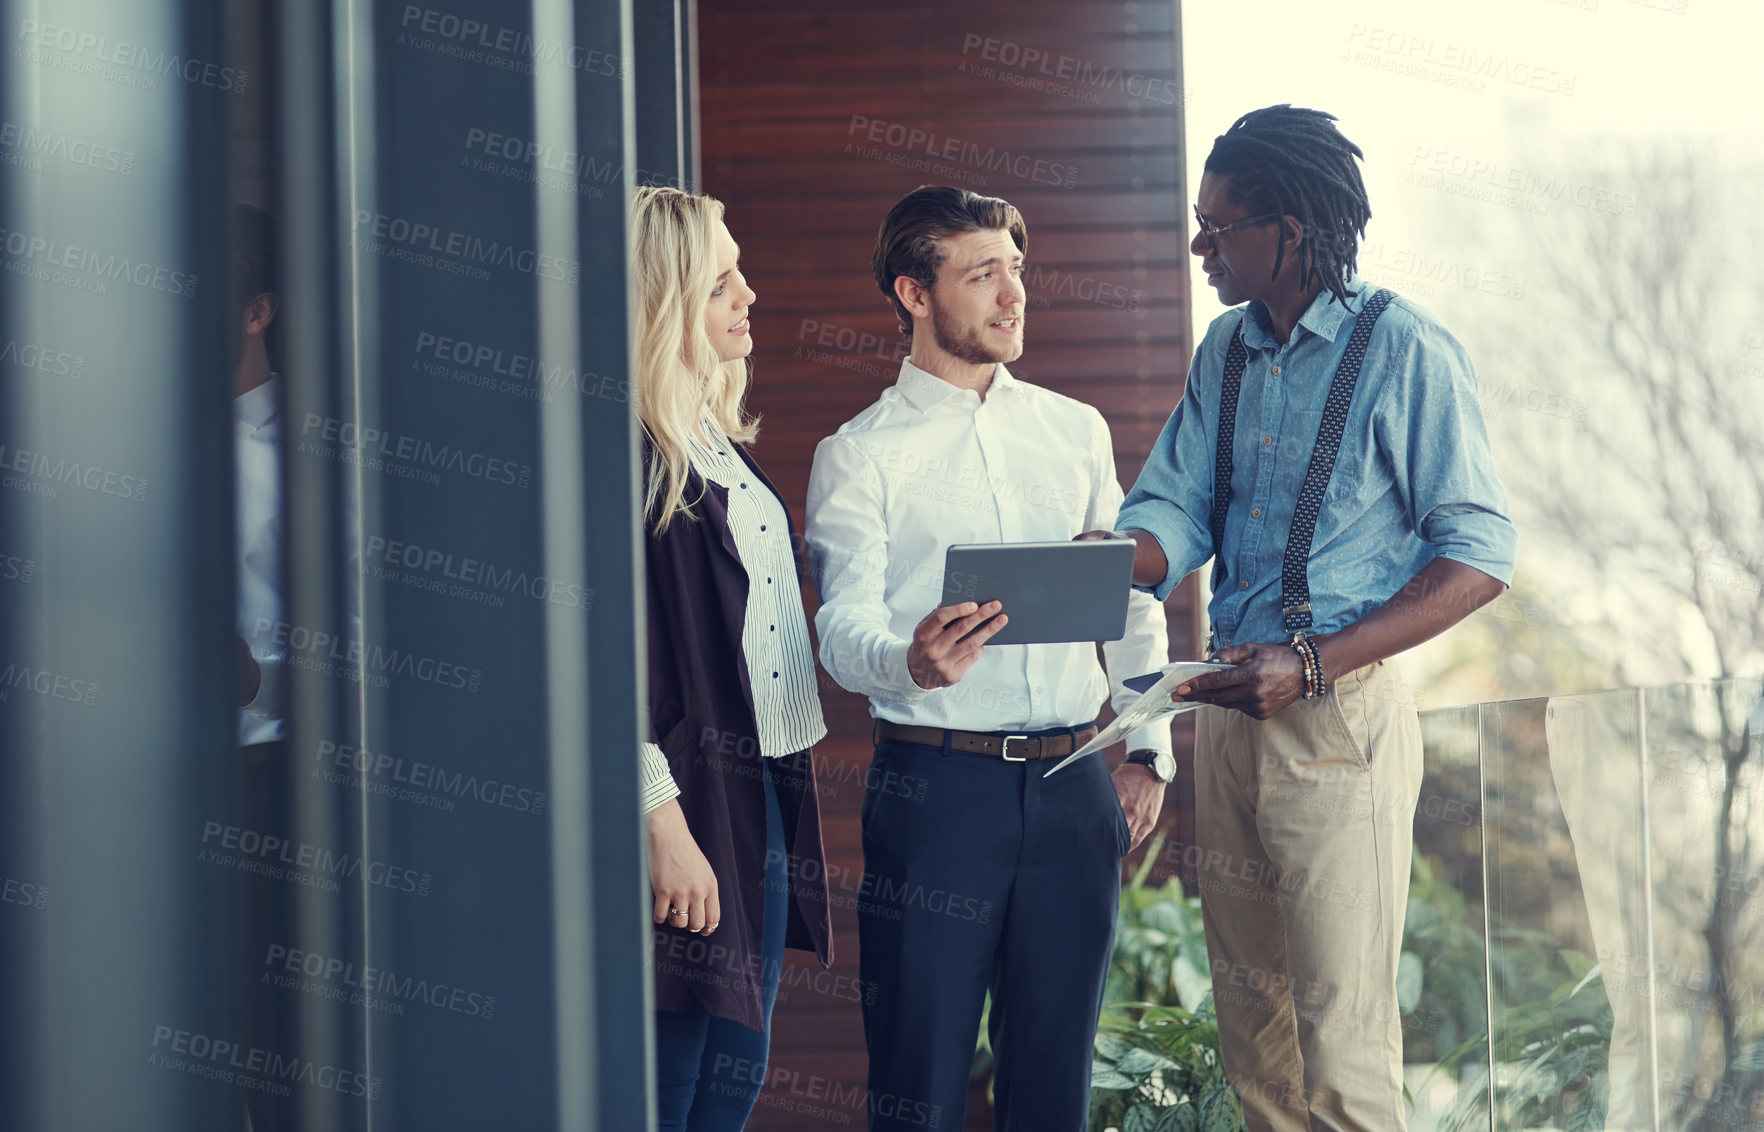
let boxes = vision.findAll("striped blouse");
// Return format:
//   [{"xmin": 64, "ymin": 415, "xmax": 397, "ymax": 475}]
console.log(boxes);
[{"xmin": 640, "ymin": 417, "xmax": 827, "ymax": 812}]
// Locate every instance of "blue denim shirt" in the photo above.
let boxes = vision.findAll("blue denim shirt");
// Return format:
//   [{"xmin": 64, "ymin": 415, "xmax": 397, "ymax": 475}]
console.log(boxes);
[{"xmin": 1117, "ymin": 282, "xmax": 1516, "ymax": 647}]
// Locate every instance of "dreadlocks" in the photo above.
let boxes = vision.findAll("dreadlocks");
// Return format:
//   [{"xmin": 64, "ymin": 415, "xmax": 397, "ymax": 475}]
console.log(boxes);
[{"xmin": 1204, "ymin": 105, "xmax": 1370, "ymax": 307}]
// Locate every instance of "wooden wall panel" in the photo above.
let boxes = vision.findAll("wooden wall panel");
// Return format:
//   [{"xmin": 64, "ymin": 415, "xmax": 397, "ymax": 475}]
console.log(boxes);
[{"xmin": 697, "ymin": 3, "xmax": 1198, "ymax": 1127}]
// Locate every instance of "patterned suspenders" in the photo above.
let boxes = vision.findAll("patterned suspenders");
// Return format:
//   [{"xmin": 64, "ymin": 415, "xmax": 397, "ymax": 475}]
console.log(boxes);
[{"xmin": 1207, "ymin": 288, "xmax": 1396, "ymax": 650}]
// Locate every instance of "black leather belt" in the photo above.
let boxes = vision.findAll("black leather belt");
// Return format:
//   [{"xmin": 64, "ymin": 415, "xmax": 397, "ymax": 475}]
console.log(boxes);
[{"xmin": 875, "ymin": 721, "xmax": 1098, "ymax": 761}]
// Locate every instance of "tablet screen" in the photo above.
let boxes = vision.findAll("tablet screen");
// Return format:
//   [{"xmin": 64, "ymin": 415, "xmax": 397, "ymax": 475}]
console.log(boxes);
[{"xmin": 940, "ymin": 540, "xmax": 1136, "ymax": 645}]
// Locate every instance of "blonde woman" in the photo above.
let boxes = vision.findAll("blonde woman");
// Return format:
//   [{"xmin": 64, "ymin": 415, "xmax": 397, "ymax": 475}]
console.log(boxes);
[{"xmin": 630, "ymin": 186, "xmax": 833, "ymax": 1131}]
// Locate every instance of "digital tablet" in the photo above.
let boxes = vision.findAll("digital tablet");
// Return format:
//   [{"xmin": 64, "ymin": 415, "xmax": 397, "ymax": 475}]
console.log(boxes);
[{"xmin": 940, "ymin": 540, "xmax": 1136, "ymax": 646}]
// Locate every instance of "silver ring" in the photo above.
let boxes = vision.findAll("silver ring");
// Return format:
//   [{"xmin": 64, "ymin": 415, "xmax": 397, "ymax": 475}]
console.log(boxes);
[{"xmin": 669, "ymin": 908, "xmax": 688, "ymax": 918}]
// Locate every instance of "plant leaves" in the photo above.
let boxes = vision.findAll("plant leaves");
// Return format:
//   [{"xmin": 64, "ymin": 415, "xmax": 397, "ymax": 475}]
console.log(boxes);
[
  {"xmin": 1123, "ymin": 1103, "xmax": 1161, "ymax": 1132},
  {"xmin": 1117, "ymin": 1048, "xmax": 1180, "ymax": 1076},
  {"xmin": 1092, "ymin": 1066, "xmax": 1139, "ymax": 1091},
  {"xmin": 1094, "ymin": 1032, "xmax": 1134, "ymax": 1062},
  {"xmin": 1198, "ymin": 1085, "xmax": 1241, "ymax": 1132}
]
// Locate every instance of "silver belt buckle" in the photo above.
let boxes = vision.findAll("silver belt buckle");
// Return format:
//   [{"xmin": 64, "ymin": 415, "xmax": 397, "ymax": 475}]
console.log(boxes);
[{"xmin": 1000, "ymin": 734, "xmax": 1031, "ymax": 762}]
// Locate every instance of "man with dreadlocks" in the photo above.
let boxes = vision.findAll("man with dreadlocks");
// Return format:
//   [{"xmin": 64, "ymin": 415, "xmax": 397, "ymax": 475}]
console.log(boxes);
[{"xmin": 1085, "ymin": 105, "xmax": 1516, "ymax": 1128}]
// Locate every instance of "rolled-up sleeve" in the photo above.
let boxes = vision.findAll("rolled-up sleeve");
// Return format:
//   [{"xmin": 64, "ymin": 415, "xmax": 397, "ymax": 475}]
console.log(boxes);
[
  {"xmin": 805, "ymin": 434, "xmax": 934, "ymax": 706},
  {"xmin": 1379, "ymin": 318, "xmax": 1518, "ymax": 585},
  {"xmin": 1116, "ymin": 339, "xmax": 1221, "ymax": 602}
]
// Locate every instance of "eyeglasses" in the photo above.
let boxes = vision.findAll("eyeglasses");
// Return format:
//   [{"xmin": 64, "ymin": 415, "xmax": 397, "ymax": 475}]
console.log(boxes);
[{"xmin": 1192, "ymin": 205, "xmax": 1281, "ymax": 246}]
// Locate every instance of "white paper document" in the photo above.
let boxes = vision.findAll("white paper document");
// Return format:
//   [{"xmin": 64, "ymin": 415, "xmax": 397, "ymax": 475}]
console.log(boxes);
[{"xmin": 1042, "ymin": 661, "xmax": 1235, "ymax": 777}]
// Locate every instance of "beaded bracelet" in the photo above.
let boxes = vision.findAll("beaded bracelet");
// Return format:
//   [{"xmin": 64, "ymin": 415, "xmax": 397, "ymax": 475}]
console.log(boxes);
[{"xmin": 1290, "ymin": 633, "xmax": 1325, "ymax": 699}]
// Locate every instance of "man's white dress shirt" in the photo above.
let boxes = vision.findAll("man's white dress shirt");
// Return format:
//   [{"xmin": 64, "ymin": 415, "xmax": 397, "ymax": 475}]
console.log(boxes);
[
  {"xmin": 806, "ymin": 359, "xmax": 1171, "ymax": 755},
  {"xmin": 235, "ymin": 376, "xmax": 287, "ymax": 745},
  {"xmin": 639, "ymin": 414, "xmax": 828, "ymax": 813}
]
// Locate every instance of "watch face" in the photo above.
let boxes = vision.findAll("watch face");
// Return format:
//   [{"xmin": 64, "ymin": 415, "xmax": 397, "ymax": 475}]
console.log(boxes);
[{"xmin": 1153, "ymin": 752, "xmax": 1177, "ymax": 782}]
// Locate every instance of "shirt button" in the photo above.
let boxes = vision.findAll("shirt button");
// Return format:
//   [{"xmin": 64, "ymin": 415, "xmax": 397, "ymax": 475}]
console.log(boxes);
[
  {"xmin": 1272, "ymin": 365, "xmax": 1282, "ymax": 375},
  {"xmin": 766, "ymin": 577, "xmax": 772, "ymax": 584},
  {"xmin": 1240, "ymin": 581, "xmax": 1249, "ymax": 590},
  {"xmin": 760, "ymin": 525, "xmax": 767, "ymax": 531},
  {"xmin": 772, "ymin": 672, "xmax": 779, "ymax": 679},
  {"xmin": 1251, "ymin": 508, "xmax": 1262, "ymax": 518},
  {"xmin": 770, "ymin": 624, "xmax": 775, "ymax": 631},
  {"xmin": 740, "ymin": 483, "xmax": 748, "ymax": 489},
  {"xmin": 1262, "ymin": 436, "xmax": 1272, "ymax": 446}
]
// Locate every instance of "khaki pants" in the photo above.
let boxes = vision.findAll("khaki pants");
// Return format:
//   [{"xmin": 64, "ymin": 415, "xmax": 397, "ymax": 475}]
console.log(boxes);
[{"xmin": 1194, "ymin": 660, "xmax": 1423, "ymax": 1131}]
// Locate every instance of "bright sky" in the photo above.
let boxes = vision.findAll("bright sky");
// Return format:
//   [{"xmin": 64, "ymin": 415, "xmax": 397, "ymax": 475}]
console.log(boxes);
[{"xmin": 1182, "ymin": 0, "xmax": 1764, "ymax": 346}]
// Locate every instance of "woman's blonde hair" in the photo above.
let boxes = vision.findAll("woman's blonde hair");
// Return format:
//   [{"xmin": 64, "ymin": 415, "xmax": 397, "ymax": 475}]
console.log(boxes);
[{"xmin": 630, "ymin": 186, "xmax": 759, "ymax": 532}]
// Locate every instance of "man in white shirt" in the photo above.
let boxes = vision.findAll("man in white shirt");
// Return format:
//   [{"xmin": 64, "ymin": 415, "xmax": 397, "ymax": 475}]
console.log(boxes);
[{"xmin": 806, "ymin": 186, "xmax": 1174, "ymax": 1132}]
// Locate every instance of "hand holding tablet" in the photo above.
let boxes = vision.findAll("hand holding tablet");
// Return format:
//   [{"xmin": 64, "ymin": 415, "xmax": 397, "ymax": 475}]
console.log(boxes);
[{"xmin": 905, "ymin": 599, "xmax": 1009, "ymax": 690}]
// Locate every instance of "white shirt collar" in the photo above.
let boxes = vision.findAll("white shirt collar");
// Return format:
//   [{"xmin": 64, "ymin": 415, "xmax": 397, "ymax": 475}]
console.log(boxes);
[
  {"xmin": 894, "ymin": 357, "xmax": 1017, "ymax": 412},
  {"xmin": 233, "ymin": 374, "xmax": 280, "ymax": 431}
]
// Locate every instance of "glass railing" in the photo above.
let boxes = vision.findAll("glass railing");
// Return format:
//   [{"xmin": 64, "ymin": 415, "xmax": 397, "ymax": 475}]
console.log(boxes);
[{"xmin": 1404, "ymin": 679, "xmax": 1764, "ymax": 1132}]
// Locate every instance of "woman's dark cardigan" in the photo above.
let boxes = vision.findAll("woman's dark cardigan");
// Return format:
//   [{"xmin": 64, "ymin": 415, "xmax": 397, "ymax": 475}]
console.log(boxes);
[{"xmin": 643, "ymin": 444, "xmax": 834, "ymax": 1030}]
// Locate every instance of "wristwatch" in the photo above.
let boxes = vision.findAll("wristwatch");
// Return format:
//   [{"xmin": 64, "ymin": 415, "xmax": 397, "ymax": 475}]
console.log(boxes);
[{"xmin": 1126, "ymin": 748, "xmax": 1176, "ymax": 783}]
